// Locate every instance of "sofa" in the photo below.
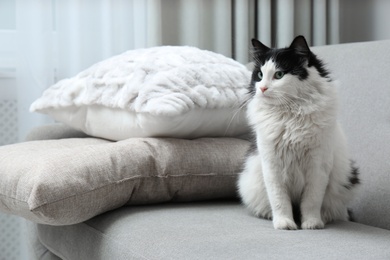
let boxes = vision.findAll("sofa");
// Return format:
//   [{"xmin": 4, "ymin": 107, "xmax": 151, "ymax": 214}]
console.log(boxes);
[{"xmin": 1, "ymin": 40, "xmax": 390, "ymax": 259}]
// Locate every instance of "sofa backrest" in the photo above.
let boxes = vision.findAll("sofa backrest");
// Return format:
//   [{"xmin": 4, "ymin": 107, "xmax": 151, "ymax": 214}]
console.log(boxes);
[{"xmin": 313, "ymin": 40, "xmax": 390, "ymax": 230}]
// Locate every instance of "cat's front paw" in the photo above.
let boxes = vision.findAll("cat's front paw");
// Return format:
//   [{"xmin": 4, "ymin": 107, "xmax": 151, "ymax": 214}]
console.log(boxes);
[
  {"xmin": 302, "ymin": 218, "xmax": 324, "ymax": 230},
  {"xmin": 273, "ymin": 217, "xmax": 298, "ymax": 230}
]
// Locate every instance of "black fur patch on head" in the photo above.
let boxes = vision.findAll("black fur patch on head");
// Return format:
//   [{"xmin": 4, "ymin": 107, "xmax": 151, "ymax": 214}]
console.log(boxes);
[
  {"xmin": 249, "ymin": 35, "xmax": 331, "ymax": 95},
  {"xmin": 308, "ymin": 53, "xmax": 330, "ymax": 79},
  {"xmin": 253, "ymin": 47, "xmax": 310, "ymax": 80}
]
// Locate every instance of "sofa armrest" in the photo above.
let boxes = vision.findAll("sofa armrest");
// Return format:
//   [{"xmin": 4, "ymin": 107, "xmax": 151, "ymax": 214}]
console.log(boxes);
[{"xmin": 313, "ymin": 40, "xmax": 390, "ymax": 230}]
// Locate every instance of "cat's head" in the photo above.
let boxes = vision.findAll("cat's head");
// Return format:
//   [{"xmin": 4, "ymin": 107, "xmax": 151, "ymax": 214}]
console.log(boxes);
[{"xmin": 249, "ymin": 35, "xmax": 331, "ymax": 107}]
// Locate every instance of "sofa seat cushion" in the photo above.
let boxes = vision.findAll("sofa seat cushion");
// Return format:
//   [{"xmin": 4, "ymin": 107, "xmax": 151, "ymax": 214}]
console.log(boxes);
[{"xmin": 34, "ymin": 201, "xmax": 390, "ymax": 260}]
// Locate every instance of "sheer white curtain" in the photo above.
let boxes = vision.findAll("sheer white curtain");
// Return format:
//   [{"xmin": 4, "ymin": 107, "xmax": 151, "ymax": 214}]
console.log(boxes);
[
  {"xmin": 16, "ymin": 0, "xmax": 55, "ymax": 140},
  {"xmin": 16, "ymin": 0, "xmax": 164, "ymax": 139}
]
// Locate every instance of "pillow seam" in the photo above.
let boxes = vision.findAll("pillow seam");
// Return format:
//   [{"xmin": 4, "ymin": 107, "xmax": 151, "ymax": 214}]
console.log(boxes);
[{"xmin": 29, "ymin": 173, "xmax": 238, "ymax": 211}]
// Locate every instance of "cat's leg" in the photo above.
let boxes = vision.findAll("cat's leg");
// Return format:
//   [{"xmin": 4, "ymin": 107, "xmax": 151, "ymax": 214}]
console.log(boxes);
[
  {"xmin": 321, "ymin": 158, "xmax": 356, "ymax": 223},
  {"xmin": 321, "ymin": 190, "xmax": 350, "ymax": 224},
  {"xmin": 238, "ymin": 153, "xmax": 272, "ymax": 219},
  {"xmin": 320, "ymin": 124, "xmax": 358, "ymax": 223},
  {"xmin": 300, "ymin": 158, "xmax": 329, "ymax": 229},
  {"xmin": 262, "ymin": 159, "xmax": 298, "ymax": 230}
]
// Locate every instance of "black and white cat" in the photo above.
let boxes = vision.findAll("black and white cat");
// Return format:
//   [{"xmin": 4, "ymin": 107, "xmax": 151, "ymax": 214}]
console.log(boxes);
[{"xmin": 238, "ymin": 36, "xmax": 359, "ymax": 230}]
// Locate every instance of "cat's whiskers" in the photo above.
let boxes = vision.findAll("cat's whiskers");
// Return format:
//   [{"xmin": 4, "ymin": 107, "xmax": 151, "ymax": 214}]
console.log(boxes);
[
  {"xmin": 224, "ymin": 95, "xmax": 251, "ymax": 136},
  {"xmin": 271, "ymin": 95, "xmax": 290, "ymax": 111},
  {"xmin": 268, "ymin": 92, "xmax": 301, "ymax": 112},
  {"xmin": 272, "ymin": 90, "xmax": 306, "ymax": 102},
  {"xmin": 279, "ymin": 95, "xmax": 301, "ymax": 111}
]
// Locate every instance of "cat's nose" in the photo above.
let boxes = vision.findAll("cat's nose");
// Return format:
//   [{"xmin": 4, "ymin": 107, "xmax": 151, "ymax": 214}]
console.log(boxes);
[{"xmin": 260, "ymin": 86, "xmax": 268, "ymax": 93}]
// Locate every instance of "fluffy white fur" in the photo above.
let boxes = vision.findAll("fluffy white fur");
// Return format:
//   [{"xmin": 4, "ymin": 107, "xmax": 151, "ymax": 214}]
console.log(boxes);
[
  {"xmin": 30, "ymin": 46, "xmax": 250, "ymax": 116},
  {"xmin": 30, "ymin": 46, "xmax": 251, "ymax": 140},
  {"xmin": 238, "ymin": 59, "xmax": 356, "ymax": 230}
]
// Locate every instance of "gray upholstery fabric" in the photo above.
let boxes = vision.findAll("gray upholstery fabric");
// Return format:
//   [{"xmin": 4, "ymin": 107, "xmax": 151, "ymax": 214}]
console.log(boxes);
[
  {"xmin": 313, "ymin": 40, "xmax": 390, "ymax": 230},
  {"xmin": 25, "ymin": 221, "xmax": 61, "ymax": 260},
  {"xmin": 36, "ymin": 202, "xmax": 390, "ymax": 260}
]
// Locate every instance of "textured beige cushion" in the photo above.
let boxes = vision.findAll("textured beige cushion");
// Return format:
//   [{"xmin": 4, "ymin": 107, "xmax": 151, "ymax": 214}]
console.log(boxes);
[{"xmin": 0, "ymin": 137, "xmax": 249, "ymax": 225}]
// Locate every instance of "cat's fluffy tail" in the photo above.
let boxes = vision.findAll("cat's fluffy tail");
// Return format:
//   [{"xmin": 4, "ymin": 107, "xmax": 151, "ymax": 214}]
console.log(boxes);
[{"xmin": 346, "ymin": 160, "xmax": 360, "ymax": 222}]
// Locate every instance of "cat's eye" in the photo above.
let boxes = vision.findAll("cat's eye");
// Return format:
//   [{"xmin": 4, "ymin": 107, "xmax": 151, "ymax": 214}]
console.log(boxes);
[
  {"xmin": 274, "ymin": 71, "xmax": 285, "ymax": 79},
  {"xmin": 257, "ymin": 71, "xmax": 263, "ymax": 80}
]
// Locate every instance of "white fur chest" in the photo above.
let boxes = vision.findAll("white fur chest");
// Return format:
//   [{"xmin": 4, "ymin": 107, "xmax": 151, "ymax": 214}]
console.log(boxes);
[
  {"xmin": 249, "ymin": 101, "xmax": 325, "ymax": 155},
  {"xmin": 248, "ymin": 99, "xmax": 332, "ymax": 201}
]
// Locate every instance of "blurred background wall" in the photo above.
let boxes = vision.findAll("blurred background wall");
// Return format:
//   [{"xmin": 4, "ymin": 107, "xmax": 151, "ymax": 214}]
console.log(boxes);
[
  {"xmin": 0, "ymin": 0, "xmax": 389, "ymax": 259},
  {"xmin": 339, "ymin": 0, "xmax": 390, "ymax": 43}
]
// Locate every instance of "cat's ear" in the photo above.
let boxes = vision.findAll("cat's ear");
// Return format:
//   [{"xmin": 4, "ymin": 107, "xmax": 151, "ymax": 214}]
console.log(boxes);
[
  {"xmin": 251, "ymin": 39, "xmax": 270, "ymax": 53},
  {"xmin": 289, "ymin": 35, "xmax": 310, "ymax": 57}
]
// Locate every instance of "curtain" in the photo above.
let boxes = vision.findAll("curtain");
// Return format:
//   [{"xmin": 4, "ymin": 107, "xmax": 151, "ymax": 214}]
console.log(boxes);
[{"xmin": 15, "ymin": 0, "xmax": 164, "ymax": 139}]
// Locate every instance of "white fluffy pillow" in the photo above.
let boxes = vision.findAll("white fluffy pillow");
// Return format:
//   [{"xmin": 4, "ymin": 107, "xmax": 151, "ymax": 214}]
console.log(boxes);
[{"xmin": 30, "ymin": 46, "xmax": 251, "ymax": 140}]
